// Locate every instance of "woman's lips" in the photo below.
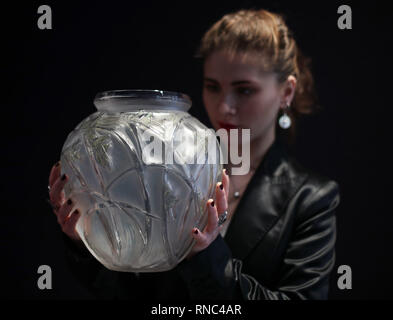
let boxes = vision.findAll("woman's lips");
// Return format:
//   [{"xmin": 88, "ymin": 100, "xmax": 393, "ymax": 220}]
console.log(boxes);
[{"xmin": 218, "ymin": 122, "xmax": 239, "ymax": 130}]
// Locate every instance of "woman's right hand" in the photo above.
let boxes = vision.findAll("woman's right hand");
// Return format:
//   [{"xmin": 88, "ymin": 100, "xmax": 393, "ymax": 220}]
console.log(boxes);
[{"xmin": 48, "ymin": 162, "xmax": 81, "ymax": 242}]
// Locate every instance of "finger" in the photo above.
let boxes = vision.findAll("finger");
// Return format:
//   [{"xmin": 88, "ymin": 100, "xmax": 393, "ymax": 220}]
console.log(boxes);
[
  {"xmin": 205, "ymin": 199, "xmax": 219, "ymax": 233},
  {"xmin": 62, "ymin": 209, "xmax": 81, "ymax": 238},
  {"xmin": 57, "ymin": 198, "xmax": 74, "ymax": 226},
  {"xmin": 222, "ymin": 169, "xmax": 230, "ymax": 198},
  {"xmin": 191, "ymin": 227, "xmax": 209, "ymax": 251},
  {"xmin": 49, "ymin": 161, "xmax": 61, "ymax": 188},
  {"xmin": 49, "ymin": 173, "xmax": 68, "ymax": 205},
  {"xmin": 215, "ymin": 182, "xmax": 228, "ymax": 216},
  {"xmin": 47, "ymin": 199, "xmax": 60, "ymax": 213}
]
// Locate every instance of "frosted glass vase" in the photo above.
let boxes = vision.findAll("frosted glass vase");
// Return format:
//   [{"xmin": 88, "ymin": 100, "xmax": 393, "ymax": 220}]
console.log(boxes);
[{"xmin": 60, "ymin": 90, "xmax": 222, "ymax": 272}]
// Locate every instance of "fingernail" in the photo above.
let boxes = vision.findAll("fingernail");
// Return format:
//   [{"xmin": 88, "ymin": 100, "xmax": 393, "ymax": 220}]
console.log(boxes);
[
  {"xmin": 67, "ymin": 199, "xmax": 72, "ymax": 205},
  {"xmin": 211, "ymin": 201, "xmax": 215, "ymax": 207},
  {"xmin": 61, "ymin": 174, "xmax": 66, "ymax": 181},
  {"xmin": 223, "ymin": 169, "xmax": 227, "ymax": 175},
  {"xmin": 194, "ymin": 229, "xmax": 198, "ymax": 234},
  {"xmin": 73, "ymin": 209, "xmax": 79, "ymax": 215},
  {"xmin": 219, "ymin": 183, "xmax": 223, "ymax": 190}
]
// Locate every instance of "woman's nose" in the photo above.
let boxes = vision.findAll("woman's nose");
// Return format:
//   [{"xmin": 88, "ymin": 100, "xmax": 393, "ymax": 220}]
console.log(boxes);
[{"xmin": 217, "ymin": 94, "xmax": 236, "ymax": 115}]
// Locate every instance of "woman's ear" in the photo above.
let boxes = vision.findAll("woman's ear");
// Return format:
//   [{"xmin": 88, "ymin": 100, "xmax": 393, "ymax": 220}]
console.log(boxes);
[{"xmin": 280, "ymin": 75, "xmax": 297, "ymax": 106}]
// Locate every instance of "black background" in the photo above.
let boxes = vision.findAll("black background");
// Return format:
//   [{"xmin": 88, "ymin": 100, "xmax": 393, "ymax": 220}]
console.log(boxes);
[{"xmin": 2, "ymin": 0, "xmax": 392, "ymax": 300}]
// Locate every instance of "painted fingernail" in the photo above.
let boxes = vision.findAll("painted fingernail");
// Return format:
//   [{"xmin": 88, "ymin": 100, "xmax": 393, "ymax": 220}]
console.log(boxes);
[
  {"xmin": 67, "ymin": 199, "xmax": 72, "ymax": 205},
  {"xmin": 61, "ymin": 174, "xmax": 66, "ymax": 181},
  {"xmin": 194, "ymin": 229, "xmax": 198, "ymax": 234},
  {"xmin": 219, "ymin": 183, "xmax": 223, "ymax": 190},
  {"xmin": 211, "ymin": 201, "xmax": 215, "ymax": 207}
]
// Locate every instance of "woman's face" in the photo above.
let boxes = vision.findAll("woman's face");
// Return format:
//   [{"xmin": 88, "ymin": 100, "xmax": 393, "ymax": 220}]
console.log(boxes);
[{"xmin": 203, "ymin": 50, "xmax": 292, "ymax": 143}]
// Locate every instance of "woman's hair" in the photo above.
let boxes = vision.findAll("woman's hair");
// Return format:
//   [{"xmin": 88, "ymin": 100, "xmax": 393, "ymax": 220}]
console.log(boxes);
[{"xmin": 195, "ymin": 9, "xmax": 320, "ymax": 145}]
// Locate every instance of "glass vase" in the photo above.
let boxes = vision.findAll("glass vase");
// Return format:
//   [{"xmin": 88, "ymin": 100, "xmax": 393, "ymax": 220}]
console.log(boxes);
[{"xmin": 60, "ymin": 90, "xmax": 222, "ymax": 272}]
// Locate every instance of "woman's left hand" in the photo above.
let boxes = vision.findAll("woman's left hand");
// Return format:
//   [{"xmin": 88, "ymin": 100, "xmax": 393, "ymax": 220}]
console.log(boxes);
[{"xmin": 186, "ymin": 169, "xmax": 230, "ymax": 259}]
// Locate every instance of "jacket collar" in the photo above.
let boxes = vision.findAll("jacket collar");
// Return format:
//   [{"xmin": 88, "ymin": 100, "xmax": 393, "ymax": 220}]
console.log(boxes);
[
  {"xmin": 261, "ymin": 138, "xmax": 286, "ymax": 177},
  {"xmin": 223, "ymin": 138, "xmax": 307, "ymax": 260}
]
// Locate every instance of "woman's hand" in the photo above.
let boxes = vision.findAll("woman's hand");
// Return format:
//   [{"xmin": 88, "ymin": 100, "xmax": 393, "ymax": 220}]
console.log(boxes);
[
  {"xmin": 186, "ymin": 169, "xmax": 230, "ymax": 259},
  {"xmin": 48, "ymin": 162, "xmax": 81, "ymax": 242}
]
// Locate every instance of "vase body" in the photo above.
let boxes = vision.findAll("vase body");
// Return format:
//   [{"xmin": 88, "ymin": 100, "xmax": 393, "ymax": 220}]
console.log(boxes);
[{"xmin": 60, "ymin": 90, "xmax": 222, "ymax": 272}]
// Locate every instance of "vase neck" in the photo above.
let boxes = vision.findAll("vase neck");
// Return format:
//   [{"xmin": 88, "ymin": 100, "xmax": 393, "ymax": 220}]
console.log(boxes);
[{"xmin": 94, "ymin": 89, "xmax": 192, "ymax": 113}]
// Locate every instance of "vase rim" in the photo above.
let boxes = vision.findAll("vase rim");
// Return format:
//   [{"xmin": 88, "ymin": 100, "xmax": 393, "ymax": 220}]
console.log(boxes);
[{"xmin": 94, "ymin": 89, "xmax": 192, "ymax": 112}]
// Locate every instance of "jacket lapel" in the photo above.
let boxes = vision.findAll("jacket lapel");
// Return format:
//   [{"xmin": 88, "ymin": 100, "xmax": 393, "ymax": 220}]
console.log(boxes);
[{"xmin": 224, "ymin": 139, "xmax": 307, "ymax": 260}]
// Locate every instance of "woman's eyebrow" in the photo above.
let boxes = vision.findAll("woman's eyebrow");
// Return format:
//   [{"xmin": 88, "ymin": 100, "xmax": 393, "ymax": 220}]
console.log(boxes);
[
  {"xmin": 203, "ymin": 77, "xmax": 218, "ymax": 83},
  {"xmin": 204, "ymin": 77, "xmax": 255, "ymax": 85},
  {"xmin": 231, "ymin": 80, "xmax": 252, "ymax": 85}
]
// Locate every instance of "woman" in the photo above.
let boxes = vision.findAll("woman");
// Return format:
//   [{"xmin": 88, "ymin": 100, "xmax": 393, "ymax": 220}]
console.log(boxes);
[{"xmin": 48, "ymin": 9, "xmax": 340, "ymax": 300}]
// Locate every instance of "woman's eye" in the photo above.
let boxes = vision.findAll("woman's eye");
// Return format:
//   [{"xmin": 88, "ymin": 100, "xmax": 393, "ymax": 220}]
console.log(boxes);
[
  {"xmin": 237, "ymin": 87, "xmax": 255, "ymax": 95},
  {"xmin": 204, "ymin": 84, "xmax": 220, "ymax": 92}
]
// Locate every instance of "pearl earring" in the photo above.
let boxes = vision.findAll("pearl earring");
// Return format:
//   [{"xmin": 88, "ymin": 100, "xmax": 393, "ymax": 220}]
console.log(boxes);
[{"xmin": 278, "ymin": 102, "xmax": 291, "ymax": 129}]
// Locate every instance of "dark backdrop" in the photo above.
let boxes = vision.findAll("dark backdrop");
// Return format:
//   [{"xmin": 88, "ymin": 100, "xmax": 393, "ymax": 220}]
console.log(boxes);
[{"xmin": 2, "ymin": 0, "xmax": 392, "ymax": 299}]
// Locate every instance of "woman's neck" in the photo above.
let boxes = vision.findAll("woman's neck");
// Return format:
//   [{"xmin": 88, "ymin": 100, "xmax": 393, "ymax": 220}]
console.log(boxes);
[
  {"xmin": 250, "ymin": 129, "xmax": 275, "ymax": 172},
  {"xmin": 226, "ymin": 129, "xmax": 275, "ymax": 175}
]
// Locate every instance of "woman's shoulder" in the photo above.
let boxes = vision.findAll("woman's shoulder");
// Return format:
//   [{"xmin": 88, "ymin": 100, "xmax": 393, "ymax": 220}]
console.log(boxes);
[
  {"xmin": 287, "ymin": 153, "xmax": 339, "ymax": 192},
  {"xmin": 259, "ymin": 139, "xmax": 340, "ymax": 214},
  {"xmin": 268, "ymin": 139, "xmax": 340, "ymax": 190},
  {"xmin": 283, "ymin": 153, "xmax": 341, "ymax": 219}
]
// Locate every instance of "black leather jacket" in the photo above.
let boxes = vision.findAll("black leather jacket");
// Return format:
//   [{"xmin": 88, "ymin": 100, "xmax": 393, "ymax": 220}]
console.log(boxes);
[{"xmin": 63, "ymin": 138, "xmax": 340, "ymax": 300}]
